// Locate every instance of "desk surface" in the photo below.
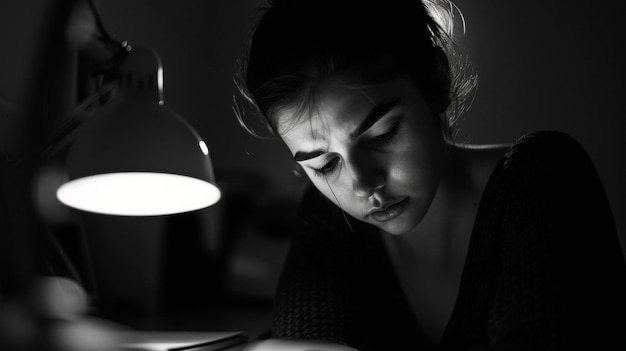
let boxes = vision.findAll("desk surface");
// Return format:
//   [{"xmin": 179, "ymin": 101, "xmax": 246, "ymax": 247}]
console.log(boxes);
[{"xmin": 119, "ymin": 330, "xmax": 248, "ymax": 351}]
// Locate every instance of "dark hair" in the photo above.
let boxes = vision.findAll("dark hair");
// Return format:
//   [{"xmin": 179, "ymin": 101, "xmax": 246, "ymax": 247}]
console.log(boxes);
[{"xmin": 234, "ymin": 0, "xmax": 476, "ymax": 142}]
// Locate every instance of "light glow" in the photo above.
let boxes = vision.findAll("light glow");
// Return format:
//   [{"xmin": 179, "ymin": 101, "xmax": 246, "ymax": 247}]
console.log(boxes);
[
  {"xmin": 157, "ymin": 66, "xmax": 164, "ymax": 105},
  {"xmin": 199, "ymin": 140, "xmax": 209, "ymax": 155},
  {"xmin": 57, "ymin": 172, "xmax": 220, "ymax": 216}
]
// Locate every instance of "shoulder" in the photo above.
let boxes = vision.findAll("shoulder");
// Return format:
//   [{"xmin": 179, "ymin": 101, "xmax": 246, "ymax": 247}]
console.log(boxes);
[
  {"xmin": 487, "ymin": 130, "xmax": 596, "ymax": 195},
  {"xmin": 492, "ymin": 130, "xmax": 600, "ymax": 197},
  {"xmin": 470, "ymin": 130, "xmax": 615, "ymax": 244},
  {"xmin": 512, "ymin": 130, "xmax": 583, "ymax": 149},
  {"xmin": 487, "ymin": 130, "xmax": 615, "ymax": 239},
  {"xmin": 467, "ymin": 130, "xmax": 593, "ymax": 188},
  {"xmin": 504, "ymin": 130, "xmax": 589, "ymax": 166}
]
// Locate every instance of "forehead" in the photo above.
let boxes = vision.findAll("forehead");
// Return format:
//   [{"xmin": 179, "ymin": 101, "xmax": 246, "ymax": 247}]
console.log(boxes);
[
  {"xmin": 277, "ymin": 85, "xmax": 368, "ymax": 146},
  {"xmin": 277, "ymin": 76, "xmax": 415, "ymax": 150}
]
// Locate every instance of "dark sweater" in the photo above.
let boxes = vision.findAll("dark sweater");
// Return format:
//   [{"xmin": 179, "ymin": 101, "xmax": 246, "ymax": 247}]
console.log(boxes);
[{"xmin": 271, "ymin": 131, "xmax": 626, "ymax": 350}]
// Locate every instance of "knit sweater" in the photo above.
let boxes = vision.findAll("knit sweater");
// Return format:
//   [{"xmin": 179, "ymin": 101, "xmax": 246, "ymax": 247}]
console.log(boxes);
[{"xmin": 271, "ymin": 131, "xmax": 626, "ymax": 350}]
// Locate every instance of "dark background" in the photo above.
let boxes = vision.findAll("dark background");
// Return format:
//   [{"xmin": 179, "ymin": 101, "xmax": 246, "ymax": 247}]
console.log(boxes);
[{"xmin": 1, "ymin": 0, "xmax": 624, "ymax": 339}]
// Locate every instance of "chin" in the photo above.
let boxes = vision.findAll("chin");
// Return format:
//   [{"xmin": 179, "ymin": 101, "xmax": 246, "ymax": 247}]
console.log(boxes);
[
  {"xmin": 375, "ymin": 206, "xmax": 425, "ymax": 236},
  {"xmin": 376, "ymin": 218, "xmax": 418, "ymax": 236}
]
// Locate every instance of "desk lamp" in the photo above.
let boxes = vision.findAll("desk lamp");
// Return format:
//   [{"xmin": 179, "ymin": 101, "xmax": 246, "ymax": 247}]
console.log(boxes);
[{"xmin": 54, "ymin": 1, "xmax": 220, "ymax": 216}]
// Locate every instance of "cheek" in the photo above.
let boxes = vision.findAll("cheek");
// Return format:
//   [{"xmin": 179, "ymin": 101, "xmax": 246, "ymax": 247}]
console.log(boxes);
[
  {"xmin": 307, "ymin": 173, "xmax": 342, "ymax": 205},
  {"xmin": 392, "ymin": 133, "xmax": 444, "ymax": 191},
  {"xmin": 306, "ymin": 172, "xmax": 361, "ymax": 213}
]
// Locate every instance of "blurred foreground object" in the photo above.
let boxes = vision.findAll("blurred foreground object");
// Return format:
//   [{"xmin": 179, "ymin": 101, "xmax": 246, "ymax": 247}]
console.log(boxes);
[{"xmin": 0, "ymin": 276, "xmax": 128, "ymax": 351}]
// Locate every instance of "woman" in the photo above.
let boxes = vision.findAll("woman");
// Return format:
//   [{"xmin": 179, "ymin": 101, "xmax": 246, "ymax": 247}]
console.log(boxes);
[{"xmin": 234, "ymin": 0, "xmax": 626, "ymax": 349}]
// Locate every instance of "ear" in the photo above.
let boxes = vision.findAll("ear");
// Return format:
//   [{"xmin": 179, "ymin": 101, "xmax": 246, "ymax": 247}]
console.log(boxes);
[{"xmin": 432, "ymin": 46, "xmax": 452, "ymax": 114}]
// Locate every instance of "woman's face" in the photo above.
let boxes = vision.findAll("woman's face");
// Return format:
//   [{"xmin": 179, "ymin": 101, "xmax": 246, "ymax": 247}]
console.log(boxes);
[{"xmin": 276, "ymin": 75, "xmax": 446, "ymax": 235}]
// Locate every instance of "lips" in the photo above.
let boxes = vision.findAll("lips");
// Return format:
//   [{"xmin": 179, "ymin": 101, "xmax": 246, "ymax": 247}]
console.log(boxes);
[{"xmin": 368, "ymin": 198, "xmax": 408, "ymax": 223}]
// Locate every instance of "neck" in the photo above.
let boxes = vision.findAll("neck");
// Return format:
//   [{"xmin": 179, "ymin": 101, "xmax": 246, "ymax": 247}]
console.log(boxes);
[{"xmin": 388, "ymin": 144, "xmax": 479, "ymax": 262}]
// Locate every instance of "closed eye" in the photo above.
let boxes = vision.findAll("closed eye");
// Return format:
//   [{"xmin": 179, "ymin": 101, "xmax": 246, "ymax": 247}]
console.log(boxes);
[
  {"xmin": 312, "ymin": 157, "xmax": 340, "ymax": 177},
  {"xmin": 369, "ymin": 120, "xmax": 400, "ymax": 146}
]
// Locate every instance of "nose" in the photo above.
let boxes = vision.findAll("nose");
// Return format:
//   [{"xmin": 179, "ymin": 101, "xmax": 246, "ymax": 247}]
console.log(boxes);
[{"xmin": 349, "ymin": 154, "xmax": 385, "ymax": 198}]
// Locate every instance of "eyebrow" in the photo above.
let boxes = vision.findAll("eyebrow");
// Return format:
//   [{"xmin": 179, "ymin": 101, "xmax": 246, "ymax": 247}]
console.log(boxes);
[
  {"xmin": 349, "ymin": 98, "xmax": 400, "ymax": 139},
  {"xmin": 294, "ymin": 149, "xmax": 326, "ymax": 162},
  {"xmin": 293, "ymin": 98, "xmax": 400, "ymax": 162}
]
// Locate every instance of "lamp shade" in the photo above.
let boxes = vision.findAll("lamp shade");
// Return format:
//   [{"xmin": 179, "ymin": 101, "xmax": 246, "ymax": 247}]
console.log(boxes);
[{"xmin": 57, "ymin": 47, "xmax": 220, "ymax": 216}]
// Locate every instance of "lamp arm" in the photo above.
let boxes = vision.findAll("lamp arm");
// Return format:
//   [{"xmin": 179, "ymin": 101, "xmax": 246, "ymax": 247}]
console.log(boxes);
[{"xmin": 40, "ymin": 83, "xmax": 116, "ymax": 161}]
